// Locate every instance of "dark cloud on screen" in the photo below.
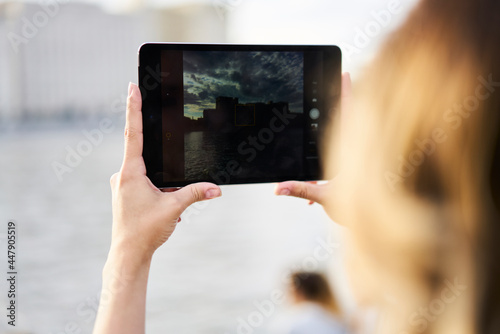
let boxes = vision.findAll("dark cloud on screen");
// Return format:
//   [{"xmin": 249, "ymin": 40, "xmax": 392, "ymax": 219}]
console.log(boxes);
[{"xmin": 183, "ymin": 51, "xmax": 303, "ymax": 118}]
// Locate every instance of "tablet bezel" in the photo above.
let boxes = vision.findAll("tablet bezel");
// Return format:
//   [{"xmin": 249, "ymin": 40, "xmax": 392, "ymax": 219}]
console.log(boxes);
[{"xmin": 139, "ymin": 43, "xmax": 341, "ymax": 188}]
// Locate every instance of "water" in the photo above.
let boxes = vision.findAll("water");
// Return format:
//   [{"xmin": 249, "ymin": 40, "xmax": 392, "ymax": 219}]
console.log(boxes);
[
  {"xmin": 0, "ymin": 123, "xmax": 349, "ymax": 334},
  {"xmin": 185, "ymin": 131, "xmax": 228, "ymax": 180},
  {"xmin": 184, "ymin": 129, "xmax": 304, "ymax": 182}
]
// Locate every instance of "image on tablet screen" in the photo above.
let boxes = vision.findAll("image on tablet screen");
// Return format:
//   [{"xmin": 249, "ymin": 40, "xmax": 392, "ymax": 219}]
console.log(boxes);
[{"xmin": 181, "ymin": 51, "xmax": 305, "ymax": 181}]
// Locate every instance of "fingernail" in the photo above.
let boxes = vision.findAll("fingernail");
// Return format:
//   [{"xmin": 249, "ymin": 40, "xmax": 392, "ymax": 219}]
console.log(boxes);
[
  {"xmin": 278, "ymin": 188, "xmax": 291, "ymax": 196},
  {"xmin": 128, "ymin": 82, "xmax": 133, "ymax": 97},
  {"xmin": 205, "ymin": 188, "xmax": 221, "ymax": 199}
]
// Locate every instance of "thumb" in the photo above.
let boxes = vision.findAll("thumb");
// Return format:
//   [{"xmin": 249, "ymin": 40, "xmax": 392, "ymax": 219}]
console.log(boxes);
[
  {"xmin": 275, "ymin": 181, "xmax": 328, "ymax": 205},
  {"xmin": 167, "ymin": 182, "xmax": 222, "ymax": 212}
]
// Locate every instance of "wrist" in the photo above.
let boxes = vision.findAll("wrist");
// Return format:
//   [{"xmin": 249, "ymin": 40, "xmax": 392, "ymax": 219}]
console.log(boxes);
[
  {"xmin": 96, "ymin": 240, "xmax": 151, "ymax": 334},
  {"xmin": 104, "ymin": 240, "xmax": 153, "ymax": 280}
]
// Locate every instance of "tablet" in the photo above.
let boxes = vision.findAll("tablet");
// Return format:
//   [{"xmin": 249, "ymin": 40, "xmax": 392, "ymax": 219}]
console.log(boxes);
[{"xmin": 139, "ymin": 43, "xmax": 341, "ymax": 188}]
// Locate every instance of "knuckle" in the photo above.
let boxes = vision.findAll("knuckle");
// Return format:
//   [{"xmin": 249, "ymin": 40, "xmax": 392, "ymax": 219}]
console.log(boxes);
[
  {"xmin": 118, "ymin": 168, "xmax": 133, "ymax": 183},
  {"xmin": 169, "ymin": 195, "xmax": 185, "ymax": 214},
  {"xmin": 165, "ymin": 186, "xmax": 203, "ymax": 216},
  {"xmin": 110, "ymin": 173, "xmax": 118, "ymax": 186},
  {"xmin": 124, "ymin": 126, "xmax": 136, "ymax": 140},
  {"xmin": 110, "ymin": 168, "xmax": 134, "ymax": 189},
  {"xmin": 124, "ymin": 126, "xmax": 142, "ymax": 142},
  {"xmin": 190, "ymin": 186, "xmax": 203, "ymax": 202},
  {"xmin": 297, "ymin": 184, "xmax": 308, "ymax": 199}
]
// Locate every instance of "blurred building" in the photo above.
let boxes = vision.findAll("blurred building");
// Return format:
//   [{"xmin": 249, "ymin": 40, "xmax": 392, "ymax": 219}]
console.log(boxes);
[{"xmin": 0, "ymin": 1, "xmax": 226, "ymax": 124}]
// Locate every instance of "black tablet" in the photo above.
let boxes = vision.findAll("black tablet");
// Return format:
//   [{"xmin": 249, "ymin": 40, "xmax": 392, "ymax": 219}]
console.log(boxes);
[{"xmin": 138, "ymin": 43, "xmax": 341, "ymax": 188}]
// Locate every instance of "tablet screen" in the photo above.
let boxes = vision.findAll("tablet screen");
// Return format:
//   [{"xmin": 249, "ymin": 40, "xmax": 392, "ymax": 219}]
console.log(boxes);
[{"xmin": 139, "ymin": 44, "xmax": 341, "ymax": 187}]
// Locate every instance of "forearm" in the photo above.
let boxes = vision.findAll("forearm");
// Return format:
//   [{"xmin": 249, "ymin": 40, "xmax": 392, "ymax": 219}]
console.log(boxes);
[
  {"xmin": 93, "ymin": 82, "xmax": 221, "ymax": 333},
  {"xmin": 93, "ymin": 244, "xmax": 152, "ymax": 334}
]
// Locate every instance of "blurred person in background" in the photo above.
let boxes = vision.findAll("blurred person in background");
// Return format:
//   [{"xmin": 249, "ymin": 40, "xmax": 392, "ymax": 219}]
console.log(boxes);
[
  {"xmin": 270, "ymin": 271, "xmax": 349, "ymax": 334},
  {"xmin": 93, "ymin": 0, "xmax": 500, "ymax": 333}
]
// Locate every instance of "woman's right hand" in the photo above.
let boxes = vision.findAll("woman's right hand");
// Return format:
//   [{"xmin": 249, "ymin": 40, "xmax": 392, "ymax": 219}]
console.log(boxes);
[{"xmin": 274, "ymin": 72, "xmax": 352, "ymax": 223}]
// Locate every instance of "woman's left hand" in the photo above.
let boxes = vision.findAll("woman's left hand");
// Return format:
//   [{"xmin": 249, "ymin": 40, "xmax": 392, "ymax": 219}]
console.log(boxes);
[{"xmin": 93, "ymin": 83, "xmax": 221, "ymax": 334}]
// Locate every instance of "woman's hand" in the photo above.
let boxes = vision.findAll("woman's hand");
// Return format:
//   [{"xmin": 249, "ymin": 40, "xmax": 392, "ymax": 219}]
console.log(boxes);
[
  {"xmin": 93, "ymin": 83, "xmax": 221, "ymax": 334},
  {"xmin": 110, "ymin": 82, "xmax": 221, "ymax": 261},
  {"xmin": 275, "ymin": 180, "xmax": 335, "ymax": 206},
  {"xmin": 274, "ymin": 72, "xmax": 352, "ymax": 223}
]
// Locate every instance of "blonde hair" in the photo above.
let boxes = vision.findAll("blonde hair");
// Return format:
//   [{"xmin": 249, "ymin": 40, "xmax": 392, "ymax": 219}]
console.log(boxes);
[{"xmin": 325, "ymin": 0, "xmax": 500, "ymax": 333}]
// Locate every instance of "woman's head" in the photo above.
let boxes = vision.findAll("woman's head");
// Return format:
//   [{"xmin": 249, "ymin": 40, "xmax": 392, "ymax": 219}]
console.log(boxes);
[
  {"xmin": 325, "ymin": 0, "xmax": 500, "ymax": 332},
  {"xmin": 289, "ymin": 271, "xmax": 340, "ymax": 314}
]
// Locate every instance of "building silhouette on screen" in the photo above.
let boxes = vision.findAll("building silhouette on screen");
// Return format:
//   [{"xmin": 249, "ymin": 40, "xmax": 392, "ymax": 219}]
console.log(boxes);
[{"xmin": 201, "ymin": 96, "xmax": 291, "ymax": 132}]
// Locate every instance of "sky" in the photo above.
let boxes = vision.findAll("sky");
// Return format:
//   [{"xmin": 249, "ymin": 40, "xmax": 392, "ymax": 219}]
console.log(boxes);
[
  {"xmin": 183, "ymin": 51, "xmax": 303, "ymax": 119},
  {"xmin": 2, "ymin": 0, "xmax": 419, "ymax": 18},
  {"xmin": 226, "ymin": 0, "xmax": 420, "ymax": 77},
  {"xmin": 0, "ymin": 0, "xmax": 212, "ymax": 13},
  {"xmin": 1, "ymin": 0, "xmax": 422, "ymax": 95}
]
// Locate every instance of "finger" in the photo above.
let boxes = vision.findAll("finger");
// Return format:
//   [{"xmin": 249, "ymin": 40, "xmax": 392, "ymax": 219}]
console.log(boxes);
[
  {"xmin": 166, "ymin": 182, "xmax": 221, "ymax": 212},
  {"xmin": 274, "ymin": 181, "xmax": 328, "ymax": 205},
  {"xmin": 306, "ymin": 181, "xmax": 317, "ymax": 205},
  {"xmin": 122, "ymin": 83, "xmax": 144, "ymax": 171}
]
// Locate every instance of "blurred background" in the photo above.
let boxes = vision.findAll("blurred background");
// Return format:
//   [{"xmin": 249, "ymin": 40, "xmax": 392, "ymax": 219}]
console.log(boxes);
[{"xmin": 0, "ymin": 0, "xmax": 419, "ymax": 333}]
